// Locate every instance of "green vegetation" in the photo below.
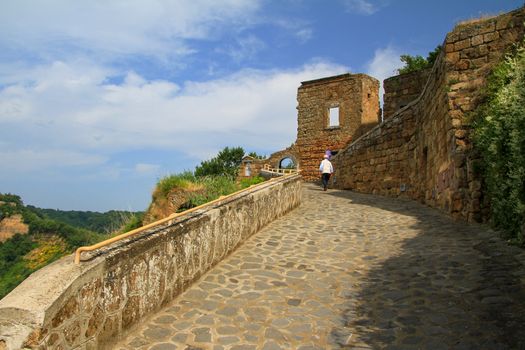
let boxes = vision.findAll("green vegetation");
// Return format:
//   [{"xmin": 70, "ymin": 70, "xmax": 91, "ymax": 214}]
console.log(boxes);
[
  {"xmin": 151, "ymin": 147, "xmax": 266, "ymax": 214},
  {"xmin": 156, "ymin": 171, "xmax": 196, "ymax": 198},
  {"xmin": 26, "ymin": 206, "xmax": 144, "ymax": 234},
  {"xmin": 397, "ymin": 45, "xmax": 442, "ymax": 74},
  {"xmin": 119, "ymin": 213, "xmax": 144, "ymax": 233},
  {"xmin": 0, "ymin": 234, "xmax": 37, "ymax": 298},
  {"xmin": 195, "ymin": 146, "xmax": 245, "ymax": 178},
  {"xmin": 154, "ymin": 172, "xmax": 265, "ymax": 212},
  {"xmin": 0, "ymin": 193, "xmax": 24, "ymax": 220},
  {"xmin": 0, "ymin": 194, "xmax": 126, "ymax": 298},
  {"xmin": 472, "ymin": 40, "xmax": 525, "ymax": 246},
  {"xmin": 247, "ymin": 151, "xmax": 266, "ymax": 159},
  {"xmin": 239, "ymin": 176, "xmax": 266, "ymax": 188}
]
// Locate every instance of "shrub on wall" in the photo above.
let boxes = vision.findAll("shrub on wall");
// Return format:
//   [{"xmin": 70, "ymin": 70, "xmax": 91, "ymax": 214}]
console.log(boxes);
[{"xmin": 472, "ymin": 40, "xmax": 525, "ymax": 246}]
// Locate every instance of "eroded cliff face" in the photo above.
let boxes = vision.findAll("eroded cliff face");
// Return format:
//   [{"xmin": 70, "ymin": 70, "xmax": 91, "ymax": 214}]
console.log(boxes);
[
  {"xmin": 142, "ymin": 184, "xmax": 205, "ymax": 225},
  {"xmin": 0, "ymin": 214, "xmax": 29, "ymax": 243}
]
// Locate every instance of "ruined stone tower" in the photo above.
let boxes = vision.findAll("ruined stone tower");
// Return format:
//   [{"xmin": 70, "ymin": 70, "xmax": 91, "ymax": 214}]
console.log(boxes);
[{"xmin": 295, "ymin": 73, "xmax": 380, "ymax": 180}]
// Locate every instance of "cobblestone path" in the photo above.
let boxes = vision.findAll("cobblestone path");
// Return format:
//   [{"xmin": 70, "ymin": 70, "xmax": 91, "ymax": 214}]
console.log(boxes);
[{"xmin": 115, "ymin": 184, "xmax": 525, "ymax": 350}]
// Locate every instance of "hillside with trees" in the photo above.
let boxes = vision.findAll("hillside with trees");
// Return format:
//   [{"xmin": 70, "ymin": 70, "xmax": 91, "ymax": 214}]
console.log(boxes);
[{"xmin": 0, "ymin": 194, "xmax": 142, "ymax": 299}]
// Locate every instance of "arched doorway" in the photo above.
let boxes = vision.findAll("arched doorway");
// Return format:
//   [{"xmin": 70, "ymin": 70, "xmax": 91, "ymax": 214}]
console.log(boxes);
[{"xmin": 279, "ymin": 157, "xmax": 296, "ymax": 169}]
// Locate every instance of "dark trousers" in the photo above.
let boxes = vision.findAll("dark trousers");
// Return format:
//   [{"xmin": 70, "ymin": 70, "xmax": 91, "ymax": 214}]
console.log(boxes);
[{"xmin": 322, "ymin": 173, "xmax": 331, "ymax": 190}]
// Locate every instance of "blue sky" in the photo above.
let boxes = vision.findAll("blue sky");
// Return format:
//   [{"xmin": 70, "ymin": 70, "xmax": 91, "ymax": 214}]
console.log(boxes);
[{"xmin": 0, "ymin": 0, "xmax": 522, "ymax": 212}]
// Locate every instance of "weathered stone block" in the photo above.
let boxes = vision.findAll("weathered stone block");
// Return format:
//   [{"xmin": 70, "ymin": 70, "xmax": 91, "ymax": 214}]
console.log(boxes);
[
  {"xmin": 455, "ymin": 38, "xmax": 471, "ymax": 51},
  {"xmin": 64, "ymin": 320, "xmax": 81, "ymax": 346},
  {"xmin": 484, "ymin": 31, "xmax": 499, "ymax": 43},
  {"xmin": 122, "ymin": 295, "xmax": 141, "ymax": 329},
  {"xmin": 471, "ymin": 34, "xmax": 484, "ymax": 46},
  {"xmin": 51, "ymin": 296, "xmax": 79, "ymax": 328},
  {"xmin": 99, "ymin": 314, "xmax": 119, "ymax": 341},
  {"xmin": 79, "ymin": 278, "xmax": 102, "ymax": 314},
  {"xmin": 85, "ymin": 305, "xmax": 104, "ymax": 338}
]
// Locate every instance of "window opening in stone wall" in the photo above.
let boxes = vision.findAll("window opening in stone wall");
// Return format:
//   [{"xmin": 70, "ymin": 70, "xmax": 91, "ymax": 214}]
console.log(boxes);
[
  {"xmin": 244, "ymin": 162, "xmax": 252, "ymax": 176},
  {"xmin": 279, "ymin": 157, "xmax": 296, "ymax": 169},
  {"xmin": 329, "ymin": 106, "xmax": 340, "ymax": 127}
]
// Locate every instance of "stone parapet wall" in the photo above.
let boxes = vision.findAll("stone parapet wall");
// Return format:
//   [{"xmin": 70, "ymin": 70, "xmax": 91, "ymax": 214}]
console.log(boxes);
[
  {"xmin": 0, "ymin": 175, "xmax": 302, "ymax": 350},
  {"xmin": 383, "ymin": 68, "xmax": 431, "ymax": 120},
  {"xmin": 333, "ymin": 7, "xmax": 524, "ymax": 221}
]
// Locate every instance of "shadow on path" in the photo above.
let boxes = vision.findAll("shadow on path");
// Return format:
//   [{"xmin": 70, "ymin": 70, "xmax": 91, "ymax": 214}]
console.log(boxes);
[{"xmin": 326, "ymin": 189, "xmax": 525, "ymax": 350}]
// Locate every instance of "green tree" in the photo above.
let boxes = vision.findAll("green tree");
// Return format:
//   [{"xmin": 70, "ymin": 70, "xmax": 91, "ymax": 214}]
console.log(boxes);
[
  {"xmin": 0, "ymin": 193, "xmax": 24, "ymax": 220},
  {"xmin": 195, "ymin": 146, "xmax": 245, "ymax": 178},
  {"xmin": 247, "ymin": 151, "xmax": 266, "ymax": 159},
  {"xmin": 397, "ymin": 45, "xmax": 442, "ymax": 74}
]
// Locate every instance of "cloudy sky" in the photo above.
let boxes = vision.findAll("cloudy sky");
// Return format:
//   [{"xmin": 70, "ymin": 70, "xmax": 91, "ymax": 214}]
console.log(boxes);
[{"xmin": 0, "ymin": 0, "xmax": 522, "ymax": 212}]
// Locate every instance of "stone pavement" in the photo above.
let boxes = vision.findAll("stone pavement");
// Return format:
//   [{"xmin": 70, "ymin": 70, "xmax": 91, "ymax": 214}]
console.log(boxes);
[{"xmin": 115, "ymin": 184, "xmax": 525, "ymax": 350}]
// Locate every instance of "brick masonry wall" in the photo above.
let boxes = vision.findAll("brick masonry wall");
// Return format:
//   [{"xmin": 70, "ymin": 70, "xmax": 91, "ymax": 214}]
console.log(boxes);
[
  {"xmin": 333, "ymin": 6, "xmax": 525, "ymax": 222},
  {"xmin": 383, "ymin": 68, "xmax": 431, "ymax": 120},
  {"xmin": 296, "ymin": 74, "xmax": 380, "ymax": 181},
  {"xmin": 0, "ymin": 175, "xmax": 302, "ymax": 350}
]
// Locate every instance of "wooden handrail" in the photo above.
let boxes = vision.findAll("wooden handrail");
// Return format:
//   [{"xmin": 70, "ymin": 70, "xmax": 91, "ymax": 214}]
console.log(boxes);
[
  {"xmin": 262, "ymin": 164, "xmax": 299, "ymax": 174},
  {"xmin": 74, "ymin": 174, "xmax": 296, "ymax": 264}
]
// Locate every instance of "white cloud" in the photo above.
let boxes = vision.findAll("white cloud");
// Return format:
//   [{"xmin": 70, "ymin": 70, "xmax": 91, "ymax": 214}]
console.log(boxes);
[
  {"xmin": 0, "ymin": 149, "xmax": 106, "ymax": 172},
  {"xmin": 366, "ymin": 46, "xmax": 403, "ymax": 81},
  {"xmin": 218, "ymin": 35, "xmax": 267, "ymax": 62},
  {"xmin": 296, "ymin": 28, "xmax": 313, "ymax": 43},
  {"xmin": 0, "ymin": 59, "xmax": 347, "ymax": 171},
  {"xmin": 0, "ymin": 0, "xmax": 261, "ymax": 62},
  {"xmin": 272, "ymin": 18, "xmax": 314, "ymax": 44},
  {"xmin": 343, "ymin": 0, "xmax": 379, "ymax": 15},
  {"xmin": 365, "ymin": 45, "xmax": 403, "ymax": 104}
]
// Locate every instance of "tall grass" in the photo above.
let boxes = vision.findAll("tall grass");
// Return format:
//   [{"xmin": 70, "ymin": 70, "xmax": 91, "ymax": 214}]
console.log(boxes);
[
  {"xmin": 156, "ymin": 171, "xmax": 196, "ymax": 198},
  {"xmin": 153, "ymin": 173, "xmax": 265, "ymax": 212}
]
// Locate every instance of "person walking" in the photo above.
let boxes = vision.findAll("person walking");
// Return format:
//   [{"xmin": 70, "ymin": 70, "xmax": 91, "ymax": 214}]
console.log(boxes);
[{"xmin": 319, "ymin": 154, "xmax": 334, "ymax": 191}]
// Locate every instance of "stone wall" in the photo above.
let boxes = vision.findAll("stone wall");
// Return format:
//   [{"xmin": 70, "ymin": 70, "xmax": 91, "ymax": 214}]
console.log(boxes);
[
  {"xmin": 0, "ymin": 175, "xmax": 302, "ymax": 350},
  {"xmin": 383, "ymin": 68, "xmax": 431, "ymax": 120},
  {"xmin": 296, "ymin": 73, "xmax": 380, "ymax": 181},
  {"xmin": 265, "ymin": 144, "xmax": 299, "ymax": 170},
  {"xmin": 333, "ymin": 7, "xmax": 525, "ymax": 221},
  {"xmin": 238, "ymin": 156, "xmax": 266, "ymax": 179}
]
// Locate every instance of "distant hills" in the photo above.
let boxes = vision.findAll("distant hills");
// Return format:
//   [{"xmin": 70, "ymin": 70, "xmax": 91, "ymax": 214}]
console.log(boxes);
[{"xmin": 0, "ymin": 193, "xmax": 143, "ymax": 299}]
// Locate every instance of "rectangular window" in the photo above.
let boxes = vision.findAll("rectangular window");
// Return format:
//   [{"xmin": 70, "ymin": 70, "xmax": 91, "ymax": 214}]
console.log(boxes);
[{"xmin": 329, "ymin": 107, "xmax": 339, "ymax": 127}]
